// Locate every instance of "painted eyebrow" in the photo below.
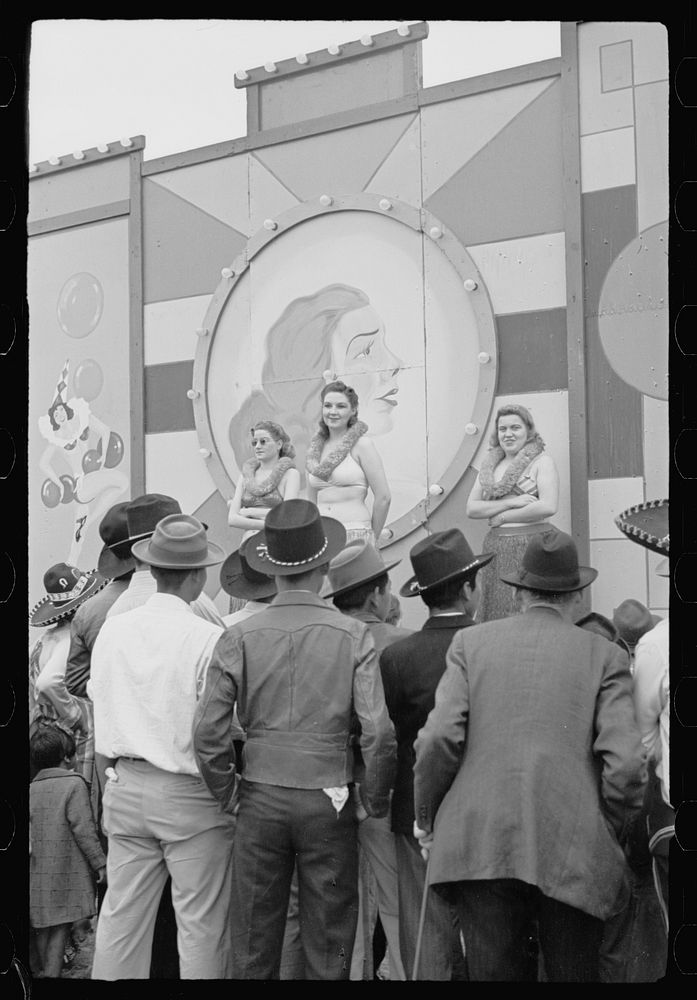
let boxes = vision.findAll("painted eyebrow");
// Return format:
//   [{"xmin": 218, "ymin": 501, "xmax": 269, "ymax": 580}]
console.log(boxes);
[{"xmin": 346, "ymin": 329, "xmax": 379, "ymax": 351}]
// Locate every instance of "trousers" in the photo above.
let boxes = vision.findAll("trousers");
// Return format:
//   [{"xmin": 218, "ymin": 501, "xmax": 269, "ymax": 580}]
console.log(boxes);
[
  {"xmin": 91, "ymin": 759, "xmax": 235, "ymax": 980},
  {"xmin": 230, "ymin": 780, "xmax": 359, "ymax": 979},
  {"xmin": 454, "ymin": 878, "xmax": 604, "ymax": 982},
  {"xmin": 350, "ymin": 813, "xmax": 405, "ymax": 980}
]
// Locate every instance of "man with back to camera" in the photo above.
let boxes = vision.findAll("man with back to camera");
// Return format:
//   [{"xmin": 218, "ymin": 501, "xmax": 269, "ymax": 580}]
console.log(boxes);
[
  {"xmin": 413, "ymin": 528, "xmax": 647, "ymax": 982},
  {"xmin": 379, "ymin": 527, "xmax": 493, "ymax": 980},
  {"xmin": 193, "ymin": 499, "xmax": 396, "ymax": 980}
]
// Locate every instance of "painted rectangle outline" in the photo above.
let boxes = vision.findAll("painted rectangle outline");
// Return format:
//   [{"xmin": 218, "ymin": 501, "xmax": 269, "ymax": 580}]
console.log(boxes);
[{"xmin": 599, "ymin": 39, "xmax": 634, "ymax": 94}]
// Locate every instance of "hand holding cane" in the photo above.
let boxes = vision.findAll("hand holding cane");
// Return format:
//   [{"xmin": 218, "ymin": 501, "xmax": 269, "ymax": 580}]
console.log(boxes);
[{"xmin": 412, "ymin": 822, "xmax": 434, "ymax": 981}]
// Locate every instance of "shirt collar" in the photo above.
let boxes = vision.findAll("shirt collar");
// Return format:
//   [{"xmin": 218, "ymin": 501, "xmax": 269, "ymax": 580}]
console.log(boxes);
[{"xmin": 146, "ymin": 592, "xmax": 194, "ymax": 613}]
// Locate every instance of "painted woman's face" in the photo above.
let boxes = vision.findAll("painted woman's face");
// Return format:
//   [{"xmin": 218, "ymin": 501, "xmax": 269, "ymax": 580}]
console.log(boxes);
[
  {"xmin": 53, "ymin": 404, "xmax": 68, "ymax": 426},
  {"xmin": 497, "ymin": 414, "xmax": 530, "ymax": 456},
  {"xmin": 330, "ymin": 306, "xmax": 402, "ymax": 437},
  {"xmin": 322, "ymin": 391, "xmax": 356, "ymax": 434}
]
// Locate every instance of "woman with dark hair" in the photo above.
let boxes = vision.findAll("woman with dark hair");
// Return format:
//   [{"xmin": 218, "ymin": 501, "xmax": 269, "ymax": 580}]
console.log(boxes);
[
  {"xmin": 305, "ymin": 380, "xmax": 391, "ymax": 545},
  {"xmin": 466, "ymin": 403, "xmax": 559, "ymax": 621},
  {"xmin": 227, "ymin": 421, "xmax": 301, "ymax": 541},
  {"xmin": 227, "ymin": 284, "xmax": 402, "ymax": 479}
]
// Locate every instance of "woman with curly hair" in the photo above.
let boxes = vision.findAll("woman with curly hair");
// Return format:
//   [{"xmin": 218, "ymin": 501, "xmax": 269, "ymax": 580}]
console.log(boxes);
[{"xmin": 227, "ymin": 421, "xmax": 301, "ymax": 542}]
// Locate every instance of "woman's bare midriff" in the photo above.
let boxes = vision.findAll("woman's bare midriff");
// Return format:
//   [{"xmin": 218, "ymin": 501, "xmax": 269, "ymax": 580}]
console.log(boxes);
[{"xmin": 316, "ymin": 486, "xmax": 370, "ymax": 523}]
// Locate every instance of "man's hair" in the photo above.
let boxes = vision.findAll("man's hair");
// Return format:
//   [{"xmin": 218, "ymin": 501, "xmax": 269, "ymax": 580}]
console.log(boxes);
[
  {"xmin": 30, "ymin": 723, "xmax": 76, "ymax": 771},
  {"xmin": 421, "ymin": 568, "xmax": 479, "ymax": 609},
  {"xmin": 282, "ymin": 563, "xmax": 329, "ymax": 588},
  {"xmin": 150, "ymin": 565, "xmax": 199, "ymax": 587},
  {"xmin": 333, "ymin": 573, "xmax": 389, "ymax": 612},
  {"xmin": 517, "ymin": 586, "xmax": 577, "ymax": 606}
]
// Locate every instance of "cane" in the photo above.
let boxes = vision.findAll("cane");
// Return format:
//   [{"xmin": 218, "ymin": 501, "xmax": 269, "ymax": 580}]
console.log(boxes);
[{"xmin": 411, "ymin": 849, "xmax": 433, "ymax": 981}]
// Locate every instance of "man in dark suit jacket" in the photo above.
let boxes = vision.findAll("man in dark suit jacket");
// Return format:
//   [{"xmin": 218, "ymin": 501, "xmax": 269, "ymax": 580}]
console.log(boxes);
[
  {"xmin": 379, "ymin": 528, "xmax": 493, "ymax": 980},
  {"xmin": 413, "ymin": 529, "xmax": 647, "ymax": 982}
]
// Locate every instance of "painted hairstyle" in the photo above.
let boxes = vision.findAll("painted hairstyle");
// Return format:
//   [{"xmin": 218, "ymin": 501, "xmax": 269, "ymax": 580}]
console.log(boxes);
[
  {"xmin": 251, "ymin": 420, "xmax": 296, "ymax": 460},
  {"xmin": 228, "ymin": 284, "xmax": 370, "ymax": 472},
  {"xmin": 317, "ymin": 380, "xmax": 360, "ymax": 440},
  {"xmin": 48, "ymin": 398, "xmax": 75, "ymax": 431},
  {"xmin": 488, "ymin": 403, "xmax": 545, "ymax": 449}
]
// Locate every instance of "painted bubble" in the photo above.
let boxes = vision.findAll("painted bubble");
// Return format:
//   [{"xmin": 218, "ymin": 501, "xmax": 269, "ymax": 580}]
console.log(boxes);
[
  {"xmin": 73, "ymin": 358, "xmax": 104, "ymax": 401},
  {"xmin": 41, "ymin": 479, "xmax": 61, "ymax": 508},
  {"xmin": 57, "ymin": 272, "xmax": 104, "ymax": 339}
]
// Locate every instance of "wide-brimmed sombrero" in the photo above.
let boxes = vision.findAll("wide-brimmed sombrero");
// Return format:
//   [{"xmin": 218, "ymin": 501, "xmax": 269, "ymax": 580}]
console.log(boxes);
[
  {"xmin": 615, "ymin": 498, "xmax": 669, "ymax": 555},
  {"xmin": 30, "ymin": 563, "xmax": 108, "ymax": 627}
]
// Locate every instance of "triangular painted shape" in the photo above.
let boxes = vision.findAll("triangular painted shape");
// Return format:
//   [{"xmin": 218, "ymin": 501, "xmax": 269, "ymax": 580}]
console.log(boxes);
[
  {"xmin": 148, "ymin": 154, "xmax": 251, "ymax": 236},
  {"xmin": 365, "ymin": 116, "xmax": 422, "ymax": 206},
  {"xmin": 249, "ymin": 156, "xmax": 300, "ymax": 232},
  {"xmin": 421, "ymin": 78, "xmax": 555, "ymax": 202},
  {"xmin": 426, "ymin": 80, "xmax": 564, "ymax": 248},
  {"xmin": 254, "ymin": 114, "xmax": 417, "ymax": 202},
  {"xmin": 143, "ymin": 180, "xmax": 248, "ymax": 304}
]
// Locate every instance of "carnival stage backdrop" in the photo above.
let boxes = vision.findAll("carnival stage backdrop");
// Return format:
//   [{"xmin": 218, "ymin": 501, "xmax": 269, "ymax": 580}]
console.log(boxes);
[{"xmin": 28, "ymin": 21, "xmax": 668, "ymax": 627}]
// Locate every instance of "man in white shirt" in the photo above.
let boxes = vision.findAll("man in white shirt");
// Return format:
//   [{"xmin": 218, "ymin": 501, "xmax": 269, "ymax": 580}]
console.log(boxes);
[
  {"xmin": 90, "ymin": 514, "xmax": 235, "ymax": 980},
  {"xmin": 106, "ymin": 493, "xmax": 225, "ymax": 626}
]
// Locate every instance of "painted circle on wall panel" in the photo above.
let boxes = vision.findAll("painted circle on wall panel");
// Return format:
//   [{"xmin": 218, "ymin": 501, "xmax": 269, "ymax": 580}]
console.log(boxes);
[
  {"xmin": 56, "ymin": 272, "xmax": 104, "ymax": 339},
  {"xmin": 597, "ymin": 221, "xmax": 668, "ymax": 400},
  {"xmin": 73, "ymin": 358, "xmax": 104, "ymax": 401},
  {"xmin": 193, "ymin": 195, "xmax": 498, "ymax": 545}
]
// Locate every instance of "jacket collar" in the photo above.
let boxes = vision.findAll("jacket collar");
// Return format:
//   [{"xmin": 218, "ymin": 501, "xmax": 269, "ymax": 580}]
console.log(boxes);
[
  {"xmin": 270, "ymin": 590, "xmax": 332, "ymax": 609},
  {"xmin": 423, "ymin": 612, "xmax": 475, "ymax": 631},
  {"xmin": 32, "ymin": 767, "xmax": 78, "ymax": 782}
]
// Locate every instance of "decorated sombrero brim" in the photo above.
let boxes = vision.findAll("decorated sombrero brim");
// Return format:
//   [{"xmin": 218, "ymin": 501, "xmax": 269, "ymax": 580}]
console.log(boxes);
[
  {"xmin": 615, "ymin": 498, "xmax": 669, "ymax": 555},
  {"xmin": 29, "ymin": 570, "xmax": 109, "ymax": 627}
]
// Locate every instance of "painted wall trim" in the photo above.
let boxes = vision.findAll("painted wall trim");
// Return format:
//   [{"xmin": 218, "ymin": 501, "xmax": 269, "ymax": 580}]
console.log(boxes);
[
  {"xmin": 417, "ymin": 57, "xmax": 562, "ymax": 107},
  {"xmin": 141, "ymin": 58, "xmax": 561, "ymax": 178},
  {"xmin": 128, "ymin": 148, "xmax": 146, "ymax": 496},
  {"xmin": 234, "ymin": 21, "xmax": 429, "ymax": 88},
  {"xmin": 27, "ymin": 200, "xmax": 130, "ymax": 237},
  {"xmin": 142, "ymin": 95, "xmax": 420, "ymax": 175},
  {"xmin": 560, "ymin": 22, "xmax": 590, "ymax": 570},
  {"xmin": 29, "ymin": 135, "xmax": 146, "ymax": 176}
]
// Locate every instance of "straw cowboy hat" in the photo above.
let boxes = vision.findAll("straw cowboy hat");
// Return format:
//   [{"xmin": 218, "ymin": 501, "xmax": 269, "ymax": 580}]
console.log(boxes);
[
  {"xmin": 400, "ymin": 528, "xmax": 494, "ymax": 598},
  {"xmin": 612, "ymin": 599, "xmax": 662, "ymax": 648},
  {"xmin": 29, "ymin": 563, "xmax": 108, "ymax": 627},
  {"xmin": 323, "ymin": 539, "xmax": 400, "ymax": 600},
  {"xmin": 131, "ymin": 514, "xmax": 225, "ymax": 569},
  {"xmin": 615, "ymin": 498, "xmax": 669, "ymax": 556},
  {"xmin": 220, "ymin": 539, "xmax": 277, "ymax": 601},
  {"xmin": 500, "ymin": 528, "xmax": 597, "ymax": 592},
  {"xmin": 245, "ymin": 499, "xmax": 346, "ymax": 576}
]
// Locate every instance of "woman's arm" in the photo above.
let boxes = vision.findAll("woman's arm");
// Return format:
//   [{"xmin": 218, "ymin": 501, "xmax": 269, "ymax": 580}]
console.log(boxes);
[
  {"xmin": 355, "ymin": 438, "xmax": 391, "ymax": 540},
  {"xmin": 487, "ymin": 455, "xmax": 559, "ymax": 527},
  {"xmin": 227, "ymin": 478, "xmax": 270, "ymax": 531},
  {"xmin": 466, "ymin": 475, "xmax": 536, "ymax": 519},
  {"xmin": 279, "ymin": 467, "xmax": 301, "ymax": 500},
  {"xmin": 39, "ymin": 444, "xmax": 63, "ymax": 488},
  {"xmin": 90, "ymin": 412, "xmax": 111, "ymax": 460}
]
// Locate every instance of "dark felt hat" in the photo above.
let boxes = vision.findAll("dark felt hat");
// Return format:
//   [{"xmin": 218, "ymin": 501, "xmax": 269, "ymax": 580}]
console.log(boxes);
[
  {"xmin": 400, "ymin": 528, "xmax": 494, "ymax": 598},
  {"xmin": 96, "ymin": 501, "xmax": 134, "ymax": 579},
  {"xmin": 244, "ymin": 499, "xmax": 346, "ymax": 576},
  {"xmin": 500, "ymin": 528, "xmax": 597, "ymax": 592},
  {"xmin": 219, "ymin": 538, "xmax": 277, "ymax": 600}
]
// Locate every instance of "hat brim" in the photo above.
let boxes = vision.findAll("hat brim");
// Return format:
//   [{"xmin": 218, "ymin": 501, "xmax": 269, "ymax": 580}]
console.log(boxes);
[
  {"xmin": 324, "ymin": 557, "xmax": 401, "ymax": 600},
  {"xmin": 219, "ymin": 551, "xmax": 277, "ymax": 600},
  {"xmin": 399, "ymin": 553, "xmax": 495, "ymax": 598},
  {"xmin": 615, "ymin": 499, "xmax": 669, "ymax": 555},
  {"xmin": 97, "ymin": 544, "xmax": 136, "ymax": 579},
  {"xmin": 29, "ymin": 572, "xmax": 109, "ymax": 627},
  {"xmin": 499, "ymin": 565, "xmax": 598, "ymax": 592},
  {"xmin": 131, "ymin": 536, "xmax": 226, "ymax": 569},
  {"xmin": 245, "ymin": 516, "xmax": 347, "ymax": 576}
]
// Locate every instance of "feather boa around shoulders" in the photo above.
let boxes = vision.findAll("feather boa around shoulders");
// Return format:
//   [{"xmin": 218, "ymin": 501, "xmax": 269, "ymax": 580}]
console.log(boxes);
[
  {"xmin": 241, "ymin": 456, "xmax": 295, "ymax": 497},
  {"xmin": 305, "ymin": 420, "xmax": 368, "ymax": 482},
  {"xmin": 478, "ymin": 437, "xmax": 545, "ymax": 500}
]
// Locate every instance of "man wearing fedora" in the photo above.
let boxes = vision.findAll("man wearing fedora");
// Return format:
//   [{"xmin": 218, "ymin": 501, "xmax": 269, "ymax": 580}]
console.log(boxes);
[
  {"xmin": 612, "ymin": 599, "xmax": 662, "ymax": 668},
  {"xmin": 64, "ymin": 501, "xmax": 134, "ymax": 699},
  {"xmin": 413, "ymin": 528, "xmax": 647, "ymax": 982},
  {"xmin": 104, "ymin": 493, "xmax": 225, "ymax": 626},
  {"xmin": 325, "ymin": 539, "xmax": 411, "ymax": 981},
  {"xmin": 193, "ymin": 499, "xmax": 396, "ymax": 980},
  {"xmin": 90, "ymin": 514, "xmax": 235, "ymax": 979},
  {"xmin": 379, "ymin": 527, "xmax": 492, "ymax": 980}
]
